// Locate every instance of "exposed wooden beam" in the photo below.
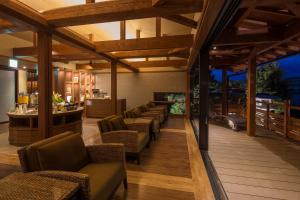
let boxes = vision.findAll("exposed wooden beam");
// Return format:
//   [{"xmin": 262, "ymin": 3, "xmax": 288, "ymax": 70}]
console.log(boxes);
[
  {"xmin": 214, "ymin": 29, "xmax": 283, "ymax": 46},
  {"xmin": 0, "ymin": 1, "xmax": 138, "ymax": 72},
  {"xmin": 152, "ymin": 0, "xmax": 168, "ymax": 7},
  {"xmin": 86, "ymin": 0, "xmax": 95, "ymax": 3},
  {"xmin": 42, "ymin": 0, "xmax": 203, "ymax": 27},
  {"xmin": 286, "ymin": 1, "xmax": 300, "ymax": 17},
  {"xmin": 95, "ymin": 34, "xmax": 194, "ymax": 52},
  {"xmin": 120, "ymin": 21, "xmax": 126, "ymax": 40},
  {"xmin": 156, "ymin": 17, "xmax": 161, "ymax": 37},
  {"xmin": 76, "ymin": 60, "xmax": 187, "ymax": 69},
  {"xmin": 164, "ymin": 15, "xmax": 198, "ymax": 29}
]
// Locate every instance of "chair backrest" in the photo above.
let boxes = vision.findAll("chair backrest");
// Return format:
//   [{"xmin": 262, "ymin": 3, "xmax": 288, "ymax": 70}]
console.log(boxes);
[
  {"xmin": 97, "ymin": 115, "xmax": 117, "ymax": 134},
  {"xmin": 18, "ymin": 132, "xmax": 89, "ymax": 172},
  {"xmin": 109, "ymin": 116, "xmax": 128, "ymax": 131}
]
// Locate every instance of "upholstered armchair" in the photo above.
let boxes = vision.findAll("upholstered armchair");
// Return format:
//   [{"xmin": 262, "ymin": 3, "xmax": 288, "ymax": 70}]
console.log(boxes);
[
  {"xmin": 124, "ymin": 109, "xmax": 160, "ymax": 139},
  {"xmin": 147, "ymin": 102, "xmax": 168, "ymax": 118},
  {"xmin": 97, "ymin": 115, "xmax": 150, "ymax": 164},
  {"xmin": 138, "ymin": 105, "xmax": 165, "ymax": 124},
  {"xmin": 17, "ymin": 132, "xmax": 127, "ymax": 200}
]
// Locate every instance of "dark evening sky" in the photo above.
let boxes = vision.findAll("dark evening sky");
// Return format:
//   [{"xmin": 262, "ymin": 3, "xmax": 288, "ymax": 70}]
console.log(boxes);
[{"xmin": 212, "ymin": 53, "xmax": 300, "ymax": 82}]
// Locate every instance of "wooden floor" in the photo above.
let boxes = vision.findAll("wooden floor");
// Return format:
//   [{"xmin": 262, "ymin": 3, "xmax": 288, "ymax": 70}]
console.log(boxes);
[
  {"xmin": 0, "ymin": 117, "xmax": 214, "ymax": 200},
  {"xmin": 208, "ymin": 124, "xmax": 300, "ymax": 200}
]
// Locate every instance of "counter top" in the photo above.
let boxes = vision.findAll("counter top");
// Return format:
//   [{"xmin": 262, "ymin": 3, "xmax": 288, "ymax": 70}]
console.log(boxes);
[{"xmin": 7, "ymin": 107, "xmax": 84, "ymax": 118}]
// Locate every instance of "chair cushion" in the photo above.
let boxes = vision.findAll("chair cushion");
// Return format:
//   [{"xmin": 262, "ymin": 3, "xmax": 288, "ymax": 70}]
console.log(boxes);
[
  {"xmin": 137, "ymin": 132, "xmax": 149, "ymax": 152},
  {"xmin": 36, "ymin": 133, "xmax": 89, "ymax": 171},
  {"xmin": 25, "ymin": 131, "xmax": 74, "ymax": 171},
  {"xmin": 79, "ymin": 162, "xmax": 124, "ymax": 200},
  {"xmin": 109, "ymin": 116, "xmax": 128, "ymax": 131}
]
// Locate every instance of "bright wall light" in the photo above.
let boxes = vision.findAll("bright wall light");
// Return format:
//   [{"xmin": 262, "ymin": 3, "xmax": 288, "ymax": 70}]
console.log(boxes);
[{"xmin": 9, "ymin": 59, "xmax": 18, "ymax": 68}]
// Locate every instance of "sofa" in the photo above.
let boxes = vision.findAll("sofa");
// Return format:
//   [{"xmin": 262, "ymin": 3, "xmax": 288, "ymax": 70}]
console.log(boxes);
[
  {"xmin": 18, "ymin": 132, "xmax": 127, "ymax": 200},
  {"xmin": 97, "ymin": 115, "xmax": 150, "ymax": 164}
]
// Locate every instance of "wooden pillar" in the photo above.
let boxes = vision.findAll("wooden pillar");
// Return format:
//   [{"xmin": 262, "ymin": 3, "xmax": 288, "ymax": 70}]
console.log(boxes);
[
  {"xmin": 120, "ymin": 21, "xmax": 126, "ymax": 40},
  {"xmin": 37, "ymin": 31, "xmax": 52, "ymax": 139},
  {"xmin": 111, "ymin": 61, "xmax": 117, "ymax": 115},
  {"xmin": 136, "ymin": 29, "xmax": 141, "ymax": 39},
  {"xmin": 199, "ymin": 50, "xmax": 209, "ymax": 150},
  {"xmin": 156, "ymin": 17, "xmax": 161, "ymax": 37},
  {"xmin": 246, "ymin": 49, "xmax": 256, "ymax": 136},
  {"xmin": 222, "ymin": 69, "xmax": 228, "ymax": 116},
  {"xmin": 284, "ymin": 100, "xmax": 290, "ymax": 137},
  {"xmin": 186, "ymin": 70, "xmax": 191, "ymax": 118}
]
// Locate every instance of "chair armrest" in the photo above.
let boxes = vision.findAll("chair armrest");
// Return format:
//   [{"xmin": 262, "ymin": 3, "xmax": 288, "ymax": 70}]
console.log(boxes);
[
  {"xmin": 30, "ymin": 170, "xmax": 90, "ymax": 200},
  {"xmin": 86, "ymin": 143, "xmax": 125, "ymax": 164},
  {"xmin": 102, "ymin": 130, "xmax": 139, "ymax": 152}
]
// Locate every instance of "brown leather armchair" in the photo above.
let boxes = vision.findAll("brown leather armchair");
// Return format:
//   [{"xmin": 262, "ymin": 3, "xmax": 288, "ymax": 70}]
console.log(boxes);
[{"xmin": 18, "ymin": 132, "xmax": 127, "ymax": 200}]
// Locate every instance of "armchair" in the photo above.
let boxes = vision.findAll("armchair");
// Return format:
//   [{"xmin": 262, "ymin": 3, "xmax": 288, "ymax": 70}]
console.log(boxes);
[
  {"xmin": 97, "ymin": 116, "xmax": 150, "ymax": 164},
  {"xmin": 18, "ymin": 132, "xmax": 127, "ymax": 200}
]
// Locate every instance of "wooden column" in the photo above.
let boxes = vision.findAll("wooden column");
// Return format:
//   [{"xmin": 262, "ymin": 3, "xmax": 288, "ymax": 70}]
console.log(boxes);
[
  {"xmin": 111, "ymin": 61, "xmax": 117, "ymax": 115},
  {"xmin": 37, "ymin": 31, "xmax": 53, "ymax": 139},
  {"xmin": 247, "ymin": 49, "xmax": 256, "ymax": 136},
  {"xmin": 199, "ymin": 50, "xmax": 209, "ymax": 150},
  {"xmin": 136, "ymin": 29, "xmax": 141, "ymax": 39},
  {"xmin": 120, "ymin": 21, "xmax": 126, "ymax": 40},
  {"xmin": 186, "ymin": 70, "xmax": 191, "ymax": 118},
  {"xmin": 222, "ymin": 69, "xmax": 228, "ymax": 116},
  {"xmin": 156, "ymin": 17, "xmax": 161, "ymax": 37}
]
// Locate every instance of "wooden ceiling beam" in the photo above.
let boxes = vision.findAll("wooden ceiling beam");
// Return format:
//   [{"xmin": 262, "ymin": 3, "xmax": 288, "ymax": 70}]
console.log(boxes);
[
  {"xmin": 95, "ymin": 34, "xmax": 194, "ymax": 52},
  {"xmin": 164, "ymin": 15, "xmax": 198, "ymax": 29},
  {"xmin": 76, "ymin": 59, "xmax": 188, "ymax": 70},
  {"xmin": 14, "ymin": 46, "xmax": 190, "ymax": 60},
  {"xmin": 0, "ymin": 1, "xmax": 138, "ymax": 72},
  {"xmin": 214, "ymin": 30, "xmax": 283, "ymax": 46},
  {"xmin": 152, "ymin": 0, "xmax": 168, "ymax": 7},
  {"xmin": 42, "ymin": 0, "xmax": 203, "ymax": 27}
]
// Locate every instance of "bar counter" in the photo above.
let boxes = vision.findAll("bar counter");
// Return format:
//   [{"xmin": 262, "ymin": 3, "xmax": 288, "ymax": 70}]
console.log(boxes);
[
  {"xmin": 85, "ymin": 98, "xmax": 126, "ymax": 118},
  {"xmin": 7, "ymin": 108, "xmax": 84, "ymax": 146}
]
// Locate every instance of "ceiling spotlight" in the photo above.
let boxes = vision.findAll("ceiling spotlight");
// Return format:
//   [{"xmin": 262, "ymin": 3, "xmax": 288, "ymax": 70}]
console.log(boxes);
[
  {"xmin": 23, "ymin": 66, "xmax": 27, "ymax": 69},
  {"xmin": 213, "ymin": 46, "xmax": 217, "ymax": 50}
]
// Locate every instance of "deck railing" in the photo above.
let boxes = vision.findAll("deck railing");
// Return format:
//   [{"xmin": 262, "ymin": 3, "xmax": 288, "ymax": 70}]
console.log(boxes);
[{"xmin": 211, "ymin": 101, "xmax": 300, "ymax": 141}]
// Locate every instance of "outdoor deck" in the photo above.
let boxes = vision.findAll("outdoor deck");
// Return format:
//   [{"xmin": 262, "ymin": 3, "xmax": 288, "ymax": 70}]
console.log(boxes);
[{"xmin": 209, "ymin": 124, "xmax": 300, "ymax": 200}]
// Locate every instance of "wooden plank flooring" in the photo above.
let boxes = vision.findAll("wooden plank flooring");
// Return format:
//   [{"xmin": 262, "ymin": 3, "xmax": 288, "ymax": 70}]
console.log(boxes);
[
  {"xmin": 209, "ymin": 124, "xmax": 300, "ymax": 200},
  {"xmin": 0, "ymin": 117, "xmax": 214, "ymax": 200}
]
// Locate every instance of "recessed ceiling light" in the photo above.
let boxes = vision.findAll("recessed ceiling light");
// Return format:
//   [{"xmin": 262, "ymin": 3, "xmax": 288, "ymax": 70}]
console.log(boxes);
[{"xmin": 23, "ymin": 66, "xmax": 27, "ymax": 69}]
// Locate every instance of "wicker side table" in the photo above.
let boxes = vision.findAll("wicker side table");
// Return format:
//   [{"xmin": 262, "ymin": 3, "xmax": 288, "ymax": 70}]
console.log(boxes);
[{"xmin": 0, "ymin": 172, "xmax": 79, "ymax": 200}]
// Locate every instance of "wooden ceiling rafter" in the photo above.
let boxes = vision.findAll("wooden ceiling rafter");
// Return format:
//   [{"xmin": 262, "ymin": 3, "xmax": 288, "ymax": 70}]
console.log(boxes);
[
  {"xmin": 76, "ymin": 59, "xmax": 188, "ymax": 70},
  {"xmin": 0, "ymin": 0, "xmax": 139, "ymax": 72},
  {"xmin": 41, "ymin": 0, "xmax": 203, "ymax": 27}
]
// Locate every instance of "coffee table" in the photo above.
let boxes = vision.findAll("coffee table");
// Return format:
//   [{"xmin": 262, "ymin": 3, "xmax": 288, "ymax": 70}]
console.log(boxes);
[{"xmin": 0, "ymin": 172, "xmax": 79, "ymax": 200}]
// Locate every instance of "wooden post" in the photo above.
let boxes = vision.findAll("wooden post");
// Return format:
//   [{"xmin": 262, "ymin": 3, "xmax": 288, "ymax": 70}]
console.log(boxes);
[
  {"xmin": 120, "ymin": 21, "xmax": 126, "ymax": 40},
  {"xmin": 156, "ymin": 17, "xmax": 161, "ymax": 37},
  {"xmin": 136, "ymin": 29, "xmax": 141, "ymax": 39},
  {"xmin": 199, "ymin": 50, "xmax": 209, "ymax": 150},
  {"xmin": 37, "ymin": 31, "xmax": 53, "ymax": 139},
  {"xmin": 186, "ymin": 70, "xmax": 191, "ymax": 118},
  {"xmin": 222, "ymin": 69, "xmax": 228, "ymax": 116},
  {"xmin": 246, "ymin": 48, "xmax": 256, "ymax": 137},
  {"xmin": 284, "ymin": 100, "xmax": 290, "ymax": 138},
  {"xmin": 266, "ymin": 102, "xmax": 270, "ymax": 130},
  {"xmin": 111, "ymin": 61, "xmax": 117, "ymax": 115}
]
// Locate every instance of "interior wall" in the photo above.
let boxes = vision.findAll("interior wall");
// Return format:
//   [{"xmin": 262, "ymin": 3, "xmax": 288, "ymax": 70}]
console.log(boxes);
[
  {"xmin": 0, "ymin": 70, "xmax": 15, "ymax": 122},
  {"xmin": 95, "ymin": 72, "xmax": 187, "ymax": 109}
]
